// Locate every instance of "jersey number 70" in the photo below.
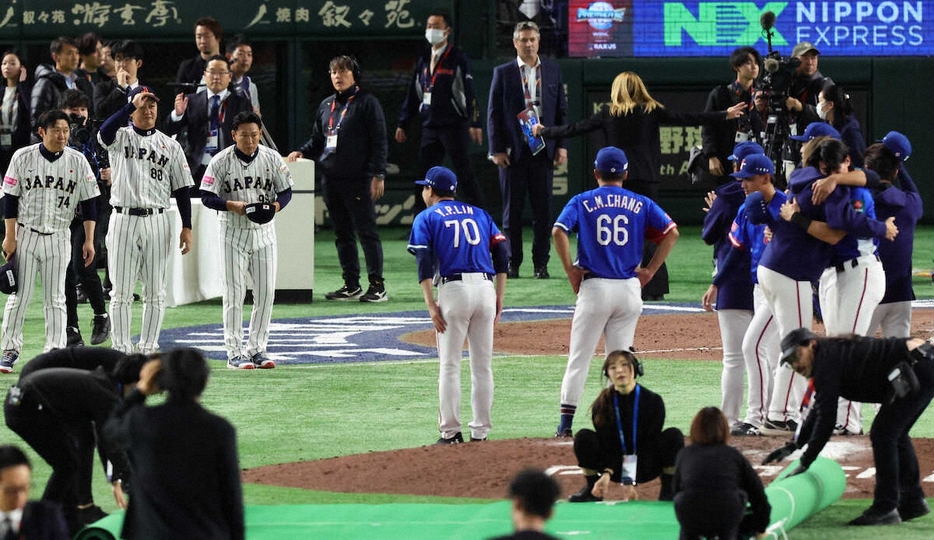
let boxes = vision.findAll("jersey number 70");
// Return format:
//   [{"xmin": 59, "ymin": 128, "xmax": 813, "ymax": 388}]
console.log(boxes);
[{"xmin": 444, "ymin": 218, "xmax": 481, "ymax": 247}]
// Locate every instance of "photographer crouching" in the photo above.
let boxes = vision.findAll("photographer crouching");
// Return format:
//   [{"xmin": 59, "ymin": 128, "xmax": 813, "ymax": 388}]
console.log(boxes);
[
  {"xmin": 764, "ymin": 328, "xmax": 934, "ymax": 526},
  {"xmin": 59, "ymin": 90, "xmax": 110, "ymax": 346}
]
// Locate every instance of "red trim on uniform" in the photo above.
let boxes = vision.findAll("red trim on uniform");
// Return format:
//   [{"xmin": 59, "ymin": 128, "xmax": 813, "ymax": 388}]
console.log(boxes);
[
  {"xmin": 753, "ymin": 315, "xmax": 774, "ymax": 424},
  {"xmin": 796, "ymin": 281, "xmax": 805, "ymax": 328},
  {"xmin": 851, "ymin": 267, "xmax": 870, "ymax": 333}
]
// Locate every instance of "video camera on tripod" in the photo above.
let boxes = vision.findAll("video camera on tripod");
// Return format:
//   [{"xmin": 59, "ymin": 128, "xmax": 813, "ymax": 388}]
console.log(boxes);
[{"xmin": 757, "ymin": 10, "xmax": 800, "ymax": 187}]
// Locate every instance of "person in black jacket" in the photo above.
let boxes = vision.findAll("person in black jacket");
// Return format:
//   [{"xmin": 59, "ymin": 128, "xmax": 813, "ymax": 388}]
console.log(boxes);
[
  {"xmin": 4, "ymin": 365, "xmax": 136, "ymax": 533},
  {"xmin": 0, "ymin": 445, "xmax": 70, "ymax": 540},
  {"xmin": 106, "ymin": 348, "xmax": 245, "ymax": 540},
  {"xmin": 568, "ymin": 350, "xmax": 684, "ymax": 503},
  {"xmin": 287, "ymin": 55, "xmax": 388, "ymax": 303},
  {"xmin": 533, "ymin": 71, "xmax": 744, "ymax": 300},
  {"xmin": 816, "ymin": 82, "xmax": 865, "ymax": 166},
  {"xmin": 30, "ymin": 37, "xmax": 94, "ymax": 140},
  {"xmin": 176, "ymin": 17, "xmax": 223, "ymax": 87},
  {"xmin": 396, "ymin": 9, "xmax": 485, "ymax": 212},
  {"xmin": 163, "ymin": 56, "xmax": 253, "ymax": 184},
  {"xmin": 0, "ymin": 50, "xmax": 32, "ymax": 175},
  {"xmin": 673, "ymin": 407, "xmax": 770, "ymax": 539},
  {"xmin": 765, "ymin": 328, "xmax": 934, "ymax": 526},
  {"xmin": 702, "ymin": 46, "xmax": 765, "ymax": 186}
]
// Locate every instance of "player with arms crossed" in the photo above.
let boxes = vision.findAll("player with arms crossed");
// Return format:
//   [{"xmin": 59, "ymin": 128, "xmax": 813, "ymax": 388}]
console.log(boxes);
[
  {"xmin": 97, "ymin": 87, "xmax": 194, "ymax": 355},
  {"xmin": 200, "ymin": 111, "xmax": 294, "ymax": 370},
  {"xmin": 407, "ymin": 166, "xmax": 509, "ymax": 444},
  {"xmin": 553, "ymin": 147, "xmax": 679, "ymax": 437},
  {"xmin": 1, "ymin": 110, "xmax": 100, "ymax": 371}
]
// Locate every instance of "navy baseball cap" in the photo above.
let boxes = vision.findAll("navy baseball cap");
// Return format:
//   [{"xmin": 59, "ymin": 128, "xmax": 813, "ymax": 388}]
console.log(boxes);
[
  {"xmin": 789, "ymin": 122, "xmax": 840, "ymax": 142},
  {"xmin": 780, "ymin": 328, "xmax": 816, "ymax": 365},
  {"xmin": 127, "ymin": 85, "xmax": 159, "ymax": 102},
  {"xmin": 879, "ymin": 131, "xmax": 911, "ymax": 161},
  {"xmin": 728, "ymin": 141, "xmax": 765, "ymax": 162},
  {"xmin": 415, "ymin": 166, "xmax": 457, "ymax": 192},
  {"xmin": 0, "ymin": 255, "xmax": 16, "ymax": 295},
  {"xmin": 594, "ymin": 146, "xmax": 628, "ymax": 173},
  {"xmin": 730, "ymin": 154, "xmax": 775, "ymax": 179}
]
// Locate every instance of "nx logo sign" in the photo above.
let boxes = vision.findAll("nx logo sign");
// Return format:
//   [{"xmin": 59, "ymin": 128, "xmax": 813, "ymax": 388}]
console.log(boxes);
[{"xmin": 664, "ymin": 1, "xmax": 789, "ymax": 46}]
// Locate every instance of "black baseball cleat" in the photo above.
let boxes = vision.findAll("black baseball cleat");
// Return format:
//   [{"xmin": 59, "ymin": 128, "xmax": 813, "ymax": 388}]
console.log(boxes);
[
  {"xmin": 469, "ymin": 437, "xmax": 486, "ymax": 442},
  {"xmin": 533, "ymin": 267, "xmax": 550, "ymax": 279},
  {"xmin": 848, "ymin": 507, "xmax": 901, "ymax": 526},
  {"xmin": 555, "ymin": 428, "xmax": 573, "ymax": 438},
  {"xmin": 325, "ymin": 285, "xmax": 362, "ymax": 301},
  {"xmin": 435, "ymin": 432, "xmax": 464, "ymax": 445}
]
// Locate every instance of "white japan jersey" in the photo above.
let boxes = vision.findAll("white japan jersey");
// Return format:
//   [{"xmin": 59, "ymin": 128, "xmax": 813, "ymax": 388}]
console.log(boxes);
[
  {"xmin": 2, "ymin": 143, "xmax": 99, "ymax": 233},
  {"xmin": 201, "ymin": 145, "xmax": 294, "ymax": 229},
  {"xmin": 99, "ymin": 126, "xmax": 193, "ymax": 208}
]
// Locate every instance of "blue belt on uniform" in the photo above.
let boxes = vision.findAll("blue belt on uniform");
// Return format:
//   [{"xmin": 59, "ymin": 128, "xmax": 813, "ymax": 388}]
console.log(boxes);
[
  {"xmin": 18, "ymin": 223, "xmax": 52, "ymax": 236},
  {"xmin": 440, "ymin": 273, "xmax": 493, "ymax": 284},
  {"xmin": 834, "ymin": 254, "xmax": 880, "ymax": 273},
  {"xmin": 114, "ymin": 207, "xmax": 165, "ymax": 216}
]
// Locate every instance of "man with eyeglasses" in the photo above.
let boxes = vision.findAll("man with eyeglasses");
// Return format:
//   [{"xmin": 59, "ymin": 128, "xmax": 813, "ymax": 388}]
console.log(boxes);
[
  {"xmin": 0, "ymin": 445, "xmax": 69, "ymax": 540},
  {"xmin": 165, "ymin": 56, "xmax": 252, "ymax": 185}
]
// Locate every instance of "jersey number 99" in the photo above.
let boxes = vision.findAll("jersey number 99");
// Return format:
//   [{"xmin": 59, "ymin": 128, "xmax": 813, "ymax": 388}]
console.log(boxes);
[
  {"xmin": 444, "ymin": 218, "xmax": 481, "ymax": 248},
  {"xmin": 596, "ymin": 214, "xmax": 629, "ymax": 246}
]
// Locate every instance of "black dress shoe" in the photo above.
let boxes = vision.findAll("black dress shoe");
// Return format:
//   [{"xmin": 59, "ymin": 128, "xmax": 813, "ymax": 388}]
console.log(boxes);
[
  {"xmin": 568, "ymin": 483, "xmax": 603, "ymax": 503},
  {"xmin": 534, "ymin": 267, "xmax": 550, "ymax": 279},
  {"xmin": 899, "ymin": 499, "xmax": 931, "ymax": 521},
  {"xmin": 848, "ymin": 507, "xmax": 901, "ymax": 526}
]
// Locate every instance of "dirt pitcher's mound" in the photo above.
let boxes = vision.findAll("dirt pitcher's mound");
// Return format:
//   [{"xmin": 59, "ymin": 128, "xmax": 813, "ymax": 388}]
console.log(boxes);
[{"xmin": 243, "ymin": 435, "xmax": 934, "ymax": 501}]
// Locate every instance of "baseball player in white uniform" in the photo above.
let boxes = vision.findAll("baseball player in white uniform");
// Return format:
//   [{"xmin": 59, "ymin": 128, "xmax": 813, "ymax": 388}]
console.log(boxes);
[
  {"xmin": 200, "ymin": 111, "xmax": 294, "ymax": 370},
  {"xmin": 553, "ymin": 147, "xmax": 679, "ymax": 437},
  {"xmin": 407, "ymin": 166, "xmax": 509, "ymax": 444},
  {"xmin": 97, "ymin": 87, "xmax": 194, "ymax": 355},
  {"xmin": 1, "ymin": 110, "xmax": 100, "ymax": 370}
]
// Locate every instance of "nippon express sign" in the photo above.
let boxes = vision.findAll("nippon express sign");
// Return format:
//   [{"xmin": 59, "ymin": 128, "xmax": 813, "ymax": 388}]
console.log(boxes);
[{"xmin": 632, "ymin": 1, "xmax": 934, "ymax": 56}]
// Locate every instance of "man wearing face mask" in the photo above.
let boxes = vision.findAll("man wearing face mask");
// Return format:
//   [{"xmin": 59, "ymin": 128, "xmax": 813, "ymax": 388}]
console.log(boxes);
[{"xmin": 396, "ymin": 9, "xmax": 484, "ymax": 215}]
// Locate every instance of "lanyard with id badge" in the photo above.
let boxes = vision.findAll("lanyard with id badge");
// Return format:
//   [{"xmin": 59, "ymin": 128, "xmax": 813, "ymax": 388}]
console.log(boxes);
[
  {"xmin": 518, "ymin": 63, "xmax": 545, "ymax": 156},
  {"xmin": 421, "ymin": 47, "xmax": 452, "ymax": 112},
  {"xmin": 322, "ymin": 90, "xmax": 357, "ymax": 160},
  {"xmin": 613, "ymin": 385, "xmax": 640, "ymax": 486},
  {"xmin": 203, "ymin": 97, "xmax": 227, "ymax": 165}
]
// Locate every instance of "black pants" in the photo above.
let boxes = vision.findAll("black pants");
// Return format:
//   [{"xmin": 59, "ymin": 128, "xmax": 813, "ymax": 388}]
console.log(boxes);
[
  {"xmin": 675, "ymin": 490, "xmax": 746, "ymax": 539},
  {"xmin": 498, "ymin": 151, "xmax": 553, "ymax": 272},
  {"xmin": 323, "ymin": 175, "xmax": 384, "ymax": 287},
  {"xmin": 869, "ymin": 358, "xmax": 934, "ymax": 512},
  {"xmin": 573, "ymin": 427, "xmax": 683, "ymax": 485},
  {"xmin": 411, "ymin": 125, "xmax": 484, "ymax": 214},
  {"xmin": 65, "ymin": 217, "xmax": 107, "ymax": 328},
  {"xmin": 4, "ymin": 390, "xmax": 94, "ymax": 511}
]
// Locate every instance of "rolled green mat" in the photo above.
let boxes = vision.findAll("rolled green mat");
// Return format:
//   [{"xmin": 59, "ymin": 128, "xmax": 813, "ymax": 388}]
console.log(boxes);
[
  {"xmin": 763, "ymin": 456, "xmax": 846, "ymax": 537},
  {"xmin": 73, "ymin": 512, "xmax": 124, "ymax": 540}
]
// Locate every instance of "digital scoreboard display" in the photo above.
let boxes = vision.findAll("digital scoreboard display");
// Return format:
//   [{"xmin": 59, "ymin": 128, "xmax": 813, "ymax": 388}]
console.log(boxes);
[{"xmin": 568, "ymin": 1, "xmax": 934, "ymax": 57}]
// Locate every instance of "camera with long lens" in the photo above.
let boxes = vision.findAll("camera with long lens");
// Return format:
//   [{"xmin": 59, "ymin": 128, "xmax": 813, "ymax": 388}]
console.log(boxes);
[
  {"xmin": 756, "ymin": 10, "xmax": 800, "ymax": 187},
  {"xmin": 760, "ymin": 51, "xmax": 801, "ymax": 98},
  {"xmin": 68, "ymin": 113, "xmax": 91, "ymax": 146}
]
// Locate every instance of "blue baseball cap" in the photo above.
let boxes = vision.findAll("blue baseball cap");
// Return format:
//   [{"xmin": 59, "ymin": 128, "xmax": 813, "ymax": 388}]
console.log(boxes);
[
  {"xmin": 730, "ymin": 154, "xmax": 775, "ymax": 179},
  {"xmin": 728, "ymin": 141, "xmax": 765, "ymax": 162},
  {"xmin": 594, "ymin": 146, "xmax": 628, "ymax": 173},
  {"xmin": 127, "ymin": 85, "xmax": 160, "ymax": 102},
  {"xmin": 878, "ymin": 131, "xmax": 911, "ymax": 161},
  {"xmin": 415, "ymin": 166, "xmax": 457, "ymax": 192},
  {"xmin": 789, "ymin": 122, "xmax": 840, "ymax": 142}
]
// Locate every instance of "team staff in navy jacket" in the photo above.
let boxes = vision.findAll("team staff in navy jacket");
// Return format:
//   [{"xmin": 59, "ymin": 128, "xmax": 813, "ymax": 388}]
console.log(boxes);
[
  {"xmin": 396, "ymin": 9, "xmax": 484, "ymax": 212},
  {"xmin": 488, "ymin": 21, "xmax": 567, "ymax": 280},
  {"xmin": 288, "ymin": 55, "xmax": 389, "ymax": 303}
]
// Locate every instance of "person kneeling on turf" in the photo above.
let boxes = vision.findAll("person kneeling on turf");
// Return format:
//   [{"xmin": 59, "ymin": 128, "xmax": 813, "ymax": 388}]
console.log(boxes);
[{"xmin": 569, "ymin": 350, "xmax": 684, "ymax": 502}]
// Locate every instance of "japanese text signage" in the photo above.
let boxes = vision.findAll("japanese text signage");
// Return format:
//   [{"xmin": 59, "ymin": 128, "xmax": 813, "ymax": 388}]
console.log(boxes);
[
  {"xmin": 0, "ymin": 0, "xmax": 437, "ymax": 38},
  {"xmin": 568, "ymin": 1, "xmax": 934, "ymax": 57}
]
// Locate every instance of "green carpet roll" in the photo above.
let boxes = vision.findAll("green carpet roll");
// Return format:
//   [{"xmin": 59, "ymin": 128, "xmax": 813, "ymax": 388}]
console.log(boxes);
[{"xmin": 764, "ymin": 456, "xmax": 847, "ymax": 537}]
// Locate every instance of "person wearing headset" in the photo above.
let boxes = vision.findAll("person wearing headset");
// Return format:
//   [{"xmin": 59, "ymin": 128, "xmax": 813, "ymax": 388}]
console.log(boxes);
[{"xmin": 568, "ymin": 349, "xmax": 684, "ymax": 503}]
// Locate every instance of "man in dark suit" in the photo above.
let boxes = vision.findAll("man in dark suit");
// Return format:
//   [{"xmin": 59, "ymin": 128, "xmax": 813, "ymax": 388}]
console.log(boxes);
[
  {"xmin": 488, "ymin": 21, "xmax": 567, "ymax": 280},
  {"xmin": 163, "ymin": 55, "xmax": 252, "ymax": 183},
  {"xmin": 105, "ymin": 348, "xmax": 244, "ymax": 540},
  {"xmin": 0, "ymin": 445, "xmax": 70, "ymax": 540}
]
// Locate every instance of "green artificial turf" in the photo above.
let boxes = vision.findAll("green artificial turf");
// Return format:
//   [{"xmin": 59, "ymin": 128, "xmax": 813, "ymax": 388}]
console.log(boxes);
[{"xmin": 3, "ymin": 225, "xmax": 934, "ymax": 539}]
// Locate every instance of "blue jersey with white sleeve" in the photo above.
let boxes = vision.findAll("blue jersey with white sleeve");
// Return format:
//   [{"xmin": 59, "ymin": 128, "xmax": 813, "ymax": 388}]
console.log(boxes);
[
  {"xmin": 719, "ymin": 190, "xmax": 788, "ymax": 286},
  {"xmin": 554, "ymin": 185, "xmax": 676, "ymax": 279},
  {"xmin": 407, "ymin": 200, "xmax": 504, "ymax": 277}
]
